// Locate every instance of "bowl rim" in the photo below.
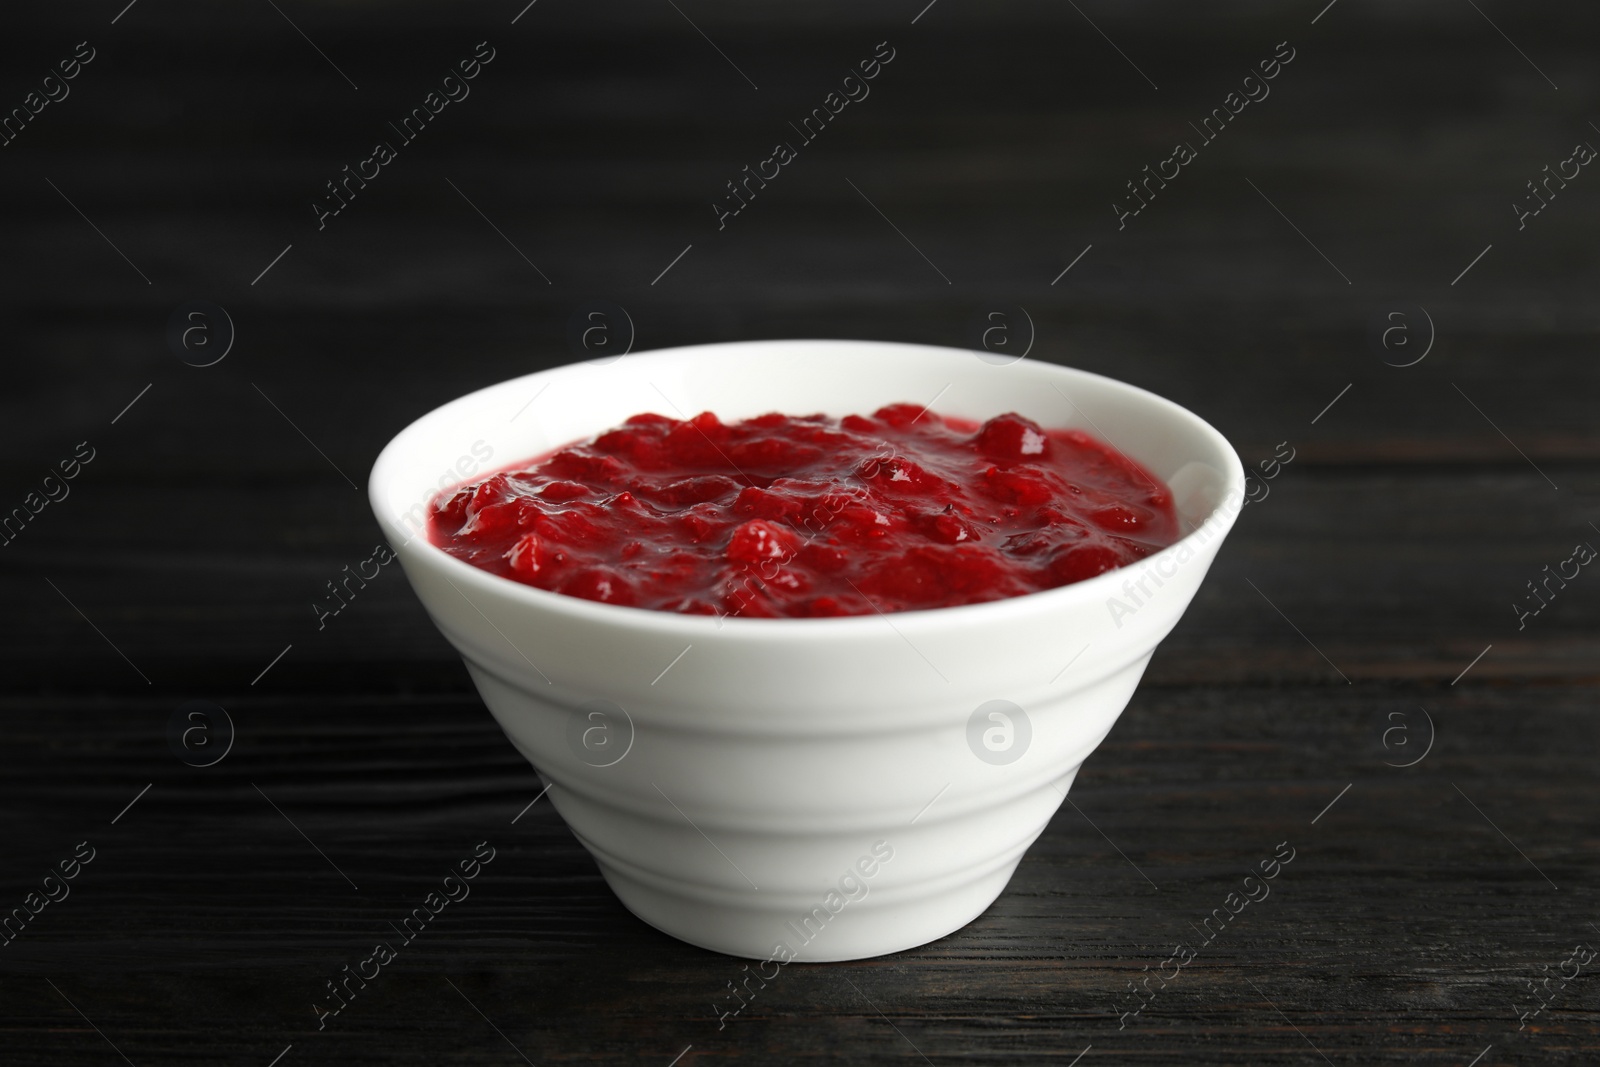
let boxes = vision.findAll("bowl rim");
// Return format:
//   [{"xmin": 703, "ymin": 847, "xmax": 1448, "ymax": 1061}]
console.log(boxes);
[{"xmin": 369, "ymin": 338, "xmax": 1247, "ymax": 636}]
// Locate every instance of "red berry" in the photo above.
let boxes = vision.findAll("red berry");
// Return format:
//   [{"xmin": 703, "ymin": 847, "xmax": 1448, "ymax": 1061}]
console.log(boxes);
[
  {"xmin": 726, "ymin": 519, "xmax": 796, "ymax": 564},
  {"xmin": 505, "ymin": 532, "xmax": 546, "ymax": 578},
  {"xmin": 1047, "ymin": 542, "xmax": 1124, "ymax": 586},
  {"xmin": 538, "ymin": 480, "xmax": 592, "ymax": 502},
  {"xmin": 975, "ymin": 413, "xmax": 1051, "ymax": 462},
  {"xmin": 872, "ymin": 403, "xmax": 927, "ymax": 428},
  {"xmin": 982, "ymin": 466, "xmax": 1057, "ymax": 506},
  {"xmin": 733, "ymin": 486, "xmax": 802, "ymax": 521},
  {"xmin": 916, "ymin": 507, "xmax": 974, "ymax": 545},
  {"xmin": 545, "ymin": 449, "xmax": 626, "ymax": 484},
  {"xmin": 678, "ymin": 507, "xmax": 721, "ymax": 543}
]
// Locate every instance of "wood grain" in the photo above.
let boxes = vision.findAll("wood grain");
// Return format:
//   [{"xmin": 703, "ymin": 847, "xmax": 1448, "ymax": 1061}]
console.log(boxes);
[{"xmin": 0, "ymin": 1, "xmax": 1596, "ymax": 1063}]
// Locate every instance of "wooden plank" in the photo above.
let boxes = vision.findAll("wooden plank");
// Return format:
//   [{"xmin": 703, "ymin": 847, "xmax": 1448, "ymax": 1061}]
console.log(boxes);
[{"xmin": 0, "ymin": 2, "xmax": 1596, "ymax": 1062}]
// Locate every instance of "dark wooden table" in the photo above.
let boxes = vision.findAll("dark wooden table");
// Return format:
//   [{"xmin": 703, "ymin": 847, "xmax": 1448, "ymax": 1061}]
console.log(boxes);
[{"xmin": 3, "ymin": 1, "xmax": 1597, "ymax": 1063}]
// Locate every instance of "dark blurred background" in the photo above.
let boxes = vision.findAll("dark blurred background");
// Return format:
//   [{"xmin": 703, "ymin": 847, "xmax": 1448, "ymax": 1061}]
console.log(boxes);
[{"xmin": 1, "ymin": 1, "xmax": 1596, "ymax": 1063}]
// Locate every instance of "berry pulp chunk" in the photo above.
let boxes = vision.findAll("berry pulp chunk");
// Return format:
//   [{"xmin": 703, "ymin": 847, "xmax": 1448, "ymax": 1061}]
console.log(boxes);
[{"xmin": 428, "ymin": 404, "xmax": 1181, "ymax": 618}]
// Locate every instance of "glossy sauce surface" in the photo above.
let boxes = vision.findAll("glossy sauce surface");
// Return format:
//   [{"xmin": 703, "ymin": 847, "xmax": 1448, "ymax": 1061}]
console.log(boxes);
[{"xmin": 429, "ymin": 405, "xmax": 1180, "ymax": 617}]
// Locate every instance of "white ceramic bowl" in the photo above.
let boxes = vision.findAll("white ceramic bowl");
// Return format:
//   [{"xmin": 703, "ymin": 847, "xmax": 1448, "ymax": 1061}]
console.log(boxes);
[{"xmin": 370, "ymin": 340, "xmax": 1245, "ymax": 962}]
